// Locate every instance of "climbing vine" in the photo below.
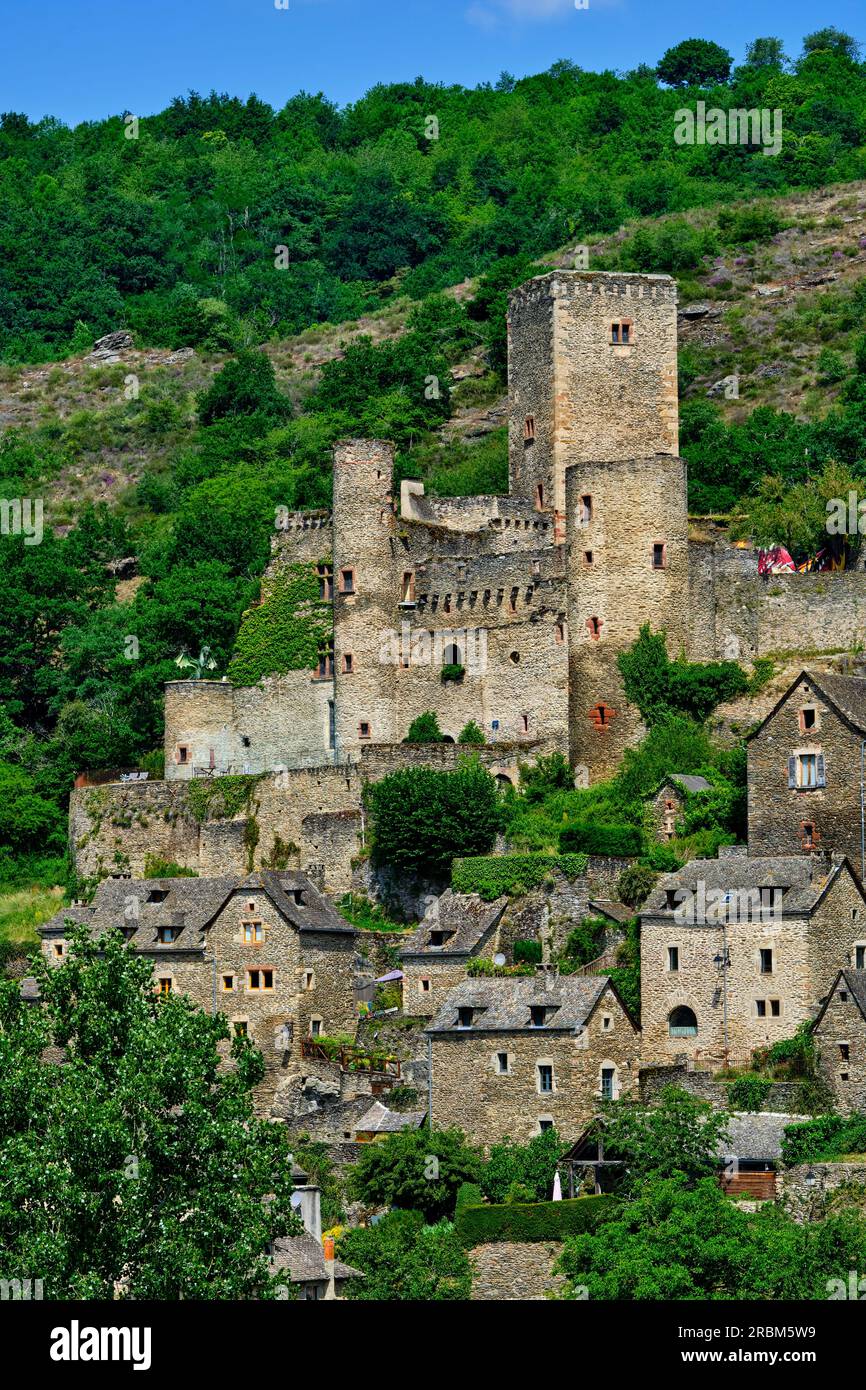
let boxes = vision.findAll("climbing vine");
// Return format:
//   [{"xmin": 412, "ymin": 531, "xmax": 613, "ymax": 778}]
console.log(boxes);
[
  {"xmin": 228, "ymin": 561, "xmax": 333, "ymax": 686},
  {"xmin": 185, "ymin": 773, "xmax": 265, "ymax": 824}
]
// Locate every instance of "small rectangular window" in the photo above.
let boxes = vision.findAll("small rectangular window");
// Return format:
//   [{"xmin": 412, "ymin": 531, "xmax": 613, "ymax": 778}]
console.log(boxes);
[
  {"xmin": 234, "ymin": 1020, "xmax": 248, "ymax": 1038},
  {"xmin": 524, "ymin": 415, "xmax": 536, "ymax": 442},
  {"xmin": 756, "ymin": 999, "xmax": 767, "ymax": 1018},
  {"xmin": 760, "ymin": 948, "xmax": 773, "ymax": 974},
  {"xmin": 652, "ymin": 542, "xmax": 666, "ymax": 569},
  {"xmin": 419, "ymin": 978, "xmax": 430, "ymax": 993},
  {"xmin": 538, "ymin": 1064, "xmax": 553, "ymax": 1094},
  {"xmin": 243, "ymin": 922, "xmax": 264, "ymax": 944},
  {"xmin": 177, "ymin": 745, "xmax": 189, "ymax": 764},
  {"xmin": 340, "ymin": 569, "xmax": 355, "ymax": 595},
  {"xmin": 311, "ymin": 1018, "xmax": 322, "ymax": 1037},
  {"xmin": 770, "ymin": 999, "xmax": 780, "ymax": 1017},
  {"xmin": 856, "ymin": 945, "xmax": 866, "ymax": 970},
  {"xmin": 496, "ymin": 1052, "xmax": 508, "ymax": 1073},
  {"xmin": 157, "ymin": 978, "xmax": 172, "ymax": 996},
  {"xmin": 801, "ymin": 707, "xmax": 816, "ymax": 731},
  {"xmin": 583, "ymin": 550, "xmax": 593, "ymax": 566},
  {"xmin": 840, "ymin": 1043, "xmax": 850, "ymax": 1061},
  {"xmin": 157, "ymin": 926, "xmax": 176, "ymax": 944},
  {"xmin": 358, "ymin": 721, "xmax": 371, "ymax": 739},
  {"xmin": 342, "ymin": 653, "xmax": 354, "ymax": 674},
  {"xmin": 601, "ymin": 1067, "xmax": 615, "ymax": 1100},
  {"xmin": 668, "ymin": 946, "xmax": 679, "ymax": 972},
  {"xmin": 457, "ymin": 1007, "xmax": 474, "ymax": 1028},
  {"xmin": 221, "ymin": 974, "xmax": 235, "ymax": 992},
  {"xmin": 579, "ymin": 495, "xmax": 592, "ymax": 525}
]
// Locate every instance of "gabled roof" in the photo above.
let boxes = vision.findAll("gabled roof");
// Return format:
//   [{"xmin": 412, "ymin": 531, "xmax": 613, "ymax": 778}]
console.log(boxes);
[
  {"xmin": 399, "ymin": 889, "xmax": 507, "ymax": 958},
  {"xmin": 587, "ymin": 899, "xmax": 633, "ymax": 925},
  {"xmin": 813, "ymin": 968, "xmax": 866, "ymax": 1030},
  {"xmin": 747, "ymin": 668, "xmax": 866, "ymax": 741},
  {"xmin": 654, "ymin": 774, "xmax": 712, "ymax": 797},
  {"xmin": 354, "ymin": 1100, "xmax": 427, "ymax": 1133},
  {"xmin": 640, "ymin": 851, "xmax": 863, "ymax": 920},
  {"xmin": 39, "ymin": 870, "xmax": 355, "ymax": 952},
  {"xmin": 425, "ymin": 973, "xmax": 636, "ymax": 1034}
]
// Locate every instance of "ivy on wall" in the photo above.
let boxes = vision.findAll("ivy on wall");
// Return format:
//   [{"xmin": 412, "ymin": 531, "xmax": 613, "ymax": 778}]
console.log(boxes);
[
  {"xmin": 227, "ymin": 561, "xmax": 333, "ymax": 687},
  {"xmin": 451, "ymin": 853, "xmax": 589, "ymax": 901},
  {"xmin": 186, "ymin": 773, "xmax": 264, "ymax": 824}
]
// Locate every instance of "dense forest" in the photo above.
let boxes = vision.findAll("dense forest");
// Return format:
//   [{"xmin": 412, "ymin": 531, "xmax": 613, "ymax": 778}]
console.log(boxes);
[{"xmin": 1, "ymin": 28, "xmax": 866, "ymax": 888}]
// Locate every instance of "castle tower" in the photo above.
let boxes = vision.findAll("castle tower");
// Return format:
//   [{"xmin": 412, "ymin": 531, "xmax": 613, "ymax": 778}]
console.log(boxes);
[
  {"xmin": 565, "ymin": 453, "xmax": 690, "ymax": 781},
  {"xmin": 331, "ymin": 439, "xmax": 399, "ymax": 759},
  {"xmin": 507, "ymin": 271, "xmax": 679, "ymax": 543}
]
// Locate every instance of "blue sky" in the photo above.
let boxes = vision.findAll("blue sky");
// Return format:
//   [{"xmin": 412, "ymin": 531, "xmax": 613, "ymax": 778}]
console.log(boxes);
[{"xmin": 2, "ymin": 0, "xmax": 863, "ymax": 125}]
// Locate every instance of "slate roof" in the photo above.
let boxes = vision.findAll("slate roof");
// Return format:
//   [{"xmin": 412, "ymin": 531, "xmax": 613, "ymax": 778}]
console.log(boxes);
[
  {"xmin": 716, "ymin": 1113, "xmax": 811, "ymax": 1164},
  {"xmin": 39, "ymin": 870, "xmax": 355, "ymax": 953},
  {"xmin": 270, "ymin": 1232, "xmax": 363, "ymax": 1285},
  {"xmin": 670, "ymin": 774, "xmax": 712, "ymax": 795},
  {"xmin": 399, "ymin": 889, "xmax": 507, "ymax": 958},
  {"xmin": 426, "ymin": 973, "xmax": 618, "ymax": 1034},
  {"xmin": 641, "ymin": 851, "xmax": 856, "ymax": 920},
  {"xmin": 587, "ymin": 899, "xmax": 633, "ymax": 925},
  {"xmin": 354, "ymin": 1100, "xmax": 427, "ymax": 1133}
]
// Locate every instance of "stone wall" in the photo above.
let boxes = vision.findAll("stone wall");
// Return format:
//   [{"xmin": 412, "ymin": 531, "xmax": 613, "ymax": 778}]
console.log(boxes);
[
  {"xmin": 566, "ymin": 453, "xmax": 690, "ymax": 782},
  {"xmin": 640, "ymin": 865, "xmax": 866, "ymax": 1068},
  {"xmin": 748, "ymin": 673, "xmax": 866, "ymax": 866},
  {"xmin": 638, "ymin": 1063, "xmax": 805, "ymax": 1113},
  {"xmin": 469, "ymin": 1241, "xmax": 566, "ymax": 1301},
  {"xmin": 814, "ymin": 983, "xmax": 866, "ymax": 1113},
  {"xmin": 779, "ymin": 1162, "xmax": 866, "ymax": 1223},
  {"xmin": 429, "ymin": 992, "xmax": 640, "ymax": 1146}
]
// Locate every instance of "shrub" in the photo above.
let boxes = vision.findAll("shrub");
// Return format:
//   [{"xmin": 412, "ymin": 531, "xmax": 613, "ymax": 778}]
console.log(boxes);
[
  {"xmin": 404, "ymin": 711, "xmax": 445, "ymax": 743},
  {"xmin": 616, "ymin": 864, "xmax": 657, "ymax": 907},
  {"xmin": 457, "ymin": 721, "xmax": 485, "ymax": 746},
  {"xmin": 366, "ymin": 760, "xmax": 500, "ymax": 877},
  {"xmin": 455, "ymin": 1195, "xmax": 618, "ymax": 1245},
  {"xmin": 142, "ymin": 855, "xmax": 198, "ymax": 879},
  {"xmin": 451, "ymin": 853, "xmax": 588, "ymax": 901},
  {"xmin": 727, "ymin": 1075, "xmax": 773, "ymax": 1112},
  {"xmin": 513, "ymin": 939, "xmax": 542, "ymax": 964},
  {"xmin": 440, "ymin": 664, "xmax": 464, "ymax": 683},
  {"xmin": 559, "ymin": 822, "xmax": 643, "ymax": 857}
]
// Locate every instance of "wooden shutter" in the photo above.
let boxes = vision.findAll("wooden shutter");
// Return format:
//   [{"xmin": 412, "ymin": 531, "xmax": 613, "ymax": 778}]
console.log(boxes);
[
  {"xmin": 787, "ymin": 756, "xmax": 797, "ymax": 789},
  {"xmin": 816, "ymin": 753, "xmax": 826, "ymax": 787}
]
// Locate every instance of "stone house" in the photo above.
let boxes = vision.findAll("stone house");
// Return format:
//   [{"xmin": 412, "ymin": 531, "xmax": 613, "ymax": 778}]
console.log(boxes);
[
  {"xmin": 640, "ymin": 846, "xmax": 866, "ymax": 1069},
  {"xmin": 813, "ymin": 968, "xmax": 866, "ymax": 1113},
  {"xmin": 426, "ymin": 972, "xmax": 640, "ymax": 1146},
  {"xmin": 353, "ymin": 1099, "xmax": 427, "ymax": 1142},
  {"xmin": 748, "ymin": 669, "xmax": 866, "ymax": 871},
  {"xmin": 399, "ymin": 890, "xmax": 508, "ymax": 1018},
  {"xmin": 650, "ymin": 774, "xmax": 711, "ymax": 841},
  {"xmin": 39, "ymin": 870, "xmax": 357, "ymax": 1109}
]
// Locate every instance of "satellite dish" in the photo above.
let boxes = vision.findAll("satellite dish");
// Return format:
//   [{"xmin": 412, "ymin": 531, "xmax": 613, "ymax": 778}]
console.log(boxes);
[{"xmin": 493, "ymin": 952, "xmax": 506, "ymax": 967}]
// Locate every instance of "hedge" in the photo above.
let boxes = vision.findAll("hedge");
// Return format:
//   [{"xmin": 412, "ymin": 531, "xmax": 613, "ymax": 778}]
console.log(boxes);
[
  {"xmin": 454, "ymin": 1194, "xmax": 619, "ymax": 1245},
  {"xmin": 451, "ymin": 853, "xmax": 589, "ymax": 901},
  {"xmin": 559, "ymin": 823, "xmax": 643, "ymax": 857}
]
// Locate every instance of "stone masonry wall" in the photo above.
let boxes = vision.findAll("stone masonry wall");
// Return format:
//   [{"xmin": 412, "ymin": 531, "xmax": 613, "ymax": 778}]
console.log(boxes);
[
  {"xmin": 429, "ymin": 993, "xmax": 639, "ymax": 1146},
  {"xmin": 814, "ymin": 987, "xmax": 866, "ymax": 1113},
  {"xmin": 469, "ymin": 1242, "xmax": 566, "ymax": 1300}
]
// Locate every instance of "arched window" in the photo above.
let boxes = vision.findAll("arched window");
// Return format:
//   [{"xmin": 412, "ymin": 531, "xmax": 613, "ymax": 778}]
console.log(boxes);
[
  {"xmin": 443, "ymin": 642, "xmax": 462, "ymax": 666},
  {"xmin": 668, "ymin": 1006, "xmax": 698, "ymax": 1037}
]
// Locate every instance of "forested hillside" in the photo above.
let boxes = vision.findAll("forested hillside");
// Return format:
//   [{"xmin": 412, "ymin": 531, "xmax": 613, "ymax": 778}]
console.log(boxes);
[{"xmin": 1, "ymin": 28, "xmax": 866, "ymax": 892}]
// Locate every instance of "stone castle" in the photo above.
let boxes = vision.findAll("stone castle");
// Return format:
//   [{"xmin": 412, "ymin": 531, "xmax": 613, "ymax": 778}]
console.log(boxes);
[{"xmin": 46, "ymin": 269, "xmax": 866, "ymax": 1157}]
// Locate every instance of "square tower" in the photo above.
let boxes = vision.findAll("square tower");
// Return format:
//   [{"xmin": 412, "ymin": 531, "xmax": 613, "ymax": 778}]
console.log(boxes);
[{"xmin": 507, "ymin": 271, "xmax": 679, "ymax": 542}]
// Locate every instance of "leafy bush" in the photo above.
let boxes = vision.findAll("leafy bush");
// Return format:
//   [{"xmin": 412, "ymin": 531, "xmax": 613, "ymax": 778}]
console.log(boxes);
[
  {"xmin": 366, "ymin": 760, "xmax": 500, "ymax": 877},
  {"xmin": 560, "ymin": 822, "xmax": 643, "ymax": 857},
  {"xmin": 338, "ymin": 1210, "xmax": 471, "ymax": 1301},
  {"xmin": 616, "ymin": 864, "xmax": 657, "ymax": 908},
  {"xmin": 451, "ymin": 853, "xmax": 588, "ymax": 901},
  {"xmin": 349, "ymin": 1128, "xmax": 482, "ymax": 1222},
  {"xmin": 142, "ymin": 855, "xmax": 198, "ymax": 879},
  {"xmin": 727, "ymin": 1075, "xmax": 773, "ymax": 1112},
  {"xmin": 618, "ymin": 626, "xmax": 748, "ymax": 726},
  {"xmin": 457, "ymin": 721, "xmax": 485, "ymax": 746},
  {"xmin": 513, "ymin": 939, "xmax": 542, "ymax": 964},
  {"xmin": 455, "ymin": 1195, "xmax": 618, "ymax": 1245},
  {"xmin": 404, "ymin": 711, "xmax": 445, "ymax": 744}
]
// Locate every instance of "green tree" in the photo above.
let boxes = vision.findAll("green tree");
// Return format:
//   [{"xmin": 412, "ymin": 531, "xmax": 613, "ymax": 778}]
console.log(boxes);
[
  {"xmin": 744, "ymin": 37, "xmax": 788, "ymax": 69},
  {"xmin": 0, "ymin": 927, "xmax": 301, "ymax": 1298},
  {"xmin": 404, "ymin": 711, "xmax": 445, "ymax": 743},
  {"xmin": 481, "ymin": 1129, "xmax": 564, "ymax": 1203},
  {"xmin": 337, "ymin": 1210, "xmax": 471, "ymax": 1300},
  {"xmin": 656, "ymin": 39, "xmax": 733, "ymax": 87},
  {"xmin": 366, "ymin": 759, "xmax": 500, "ymax": 877},
  {"xmin": 558, "ymin": 1174, "xmax": 866, "ymax": 1300},
  {"xmin": 457, "ymin": 720, "xmax": 485, "ymax": 746},
  {"xmin": 801, "ymin": 28, "xmax": 861, "ymax": 63},
  {"xmin": 349, "ymin": 1128, "xmax": 482, "ymax": 1222},
  {"xmin": 197, "ymin": 351, "xmax": 292, "ymax": 426},
  {"xmin": 599, "ymin": 1086, "xmax": 731, "ymax": 1187}
]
